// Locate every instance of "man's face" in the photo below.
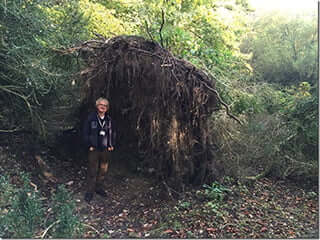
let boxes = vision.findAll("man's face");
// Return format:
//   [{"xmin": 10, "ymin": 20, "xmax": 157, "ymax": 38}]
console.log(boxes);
[{"xmin": 97, "ymin": 101, "xmax": 108, "ymax": 114}]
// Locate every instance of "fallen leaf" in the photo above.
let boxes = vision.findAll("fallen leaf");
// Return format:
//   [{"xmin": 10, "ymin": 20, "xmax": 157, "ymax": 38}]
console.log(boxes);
[
  {"xmin": 143, "ymin": 223, "xmax": 153, "ymax": 230},
  {"xmin": 207, "ymin": 227, "xmax": 217, "ymax": 232},
  {"xmin": 260, "ymin": 227, "xmax": 267, "ymax": 232},
  {"xmin": 66, "ymin": 181, "xmax": 74, "ymax": 185}
]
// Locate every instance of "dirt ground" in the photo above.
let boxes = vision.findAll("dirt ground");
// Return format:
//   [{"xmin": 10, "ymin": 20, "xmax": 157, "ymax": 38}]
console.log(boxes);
[
  {"xmin": 0, "ymin": 138, "xmax": 319, "ymax": 238},
  {"xmin": 45, "ymin": 150, "xmax": 319, "ymax": 238}
]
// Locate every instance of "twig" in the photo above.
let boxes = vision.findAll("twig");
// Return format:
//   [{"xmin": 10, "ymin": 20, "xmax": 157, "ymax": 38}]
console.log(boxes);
[
  {"xmin": 40, "ymin": 220, "xmax": 60, "ymax": 238},
  {"xmin": 162, "ymin": 181, "xmax": 182, "ymax": 199},
  {"xmin": 29, "ymin": 181, "xmax": 38, "ymax": 192},
  {"xmin": 189, "ymin": 29, "xmax": 208, "ymax": 45},
  {"xmin": 0, "ymin": 86, "xmax": 34, "ymax": 124},
  {"xmin": 220, "ymin": 223, "xmax": 236, "ymax": 230},
  {"xmin": 159, "ymin": 9, "xmax": 165, "ymax": 47},
  {"xmin": 144, "ymin": 20, "xmax": 155, "ymax": 42},
  {"xmin": 128, "ymin": 47, "xmax": 162, "ymax": 59},
  {"xmin": 162, "ymin": 181, "xmax": 174, "ymax": 200},
  {"xmin": 93, "ymin": 32, "xmax": 107, "ymax": 41},
  {"xmin": 0, "ymin": 127, "xmax": 22, "ymax": 133},
  {"xmin": 51, "ymin": 39, "xmax": 106, "ymax": 55},
  {"xmin": 83, "ymin": 223, "xmax": 100, "ymax": 235},
  {"xmin": 201, "ymin": 81, "xmax": 243, "ymax": 125}
]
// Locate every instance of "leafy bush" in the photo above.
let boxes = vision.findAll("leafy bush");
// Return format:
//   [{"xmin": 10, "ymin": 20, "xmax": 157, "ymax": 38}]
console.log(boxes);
[
  {"xmin": 0, "ymin": 173, "xmax": 44, "ymax": 238},
  {"xmin": 0, "ymin": 174, "xmax": 82, "ymax": 238},
  {"xmin": 281, "ymin": 83, "xmax": 318, "ymax": 163},
  {"xmin": 241, "ymin": 12, "xmax": 317, "ymax": 86},
  {"xmin": 49, "ymin": 185, "xmax": 83, "ymax": 238},
  {"xmin": 210, "ymin": 110, "xmax": 318, "ymax": 184},
  {"xmin": 203, "ymin": 182, "xmax": 231, "ymax": 202},
  {"xmin": 0, "ymin": 0, "xmax": 89, "ymax": 138}
]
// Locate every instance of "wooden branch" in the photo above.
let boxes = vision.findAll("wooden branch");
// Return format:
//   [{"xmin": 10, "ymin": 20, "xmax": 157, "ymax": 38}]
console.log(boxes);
[
  {"xmin": 0, "ymin": 127, "xmax": 22, "ymax": 133},
  {"xmin": 128, "ymin": 47, "xmax": 162, "ymax": 59},
  {"xmin": 162, "ymin": 181, "xmax": 182, "ymax": 199},
  {"xmin": 40, "ymin": 220, "xmax": 61, "ymax": 238},
  {"xmin": 144, "ymin": 20, "xmax": 155, "ymax": 42},
  {"xmin": 162, "ymin": 181, "xmax": 174, "ymax": 200},
  {"xmin": 93, "ymin": 32, "xmax": 107, "ymax": 41},
  {"xmin": 244, "ymin": 170, "xmax": 269, "ymax": 181},
  {"xmin": 201, "ymin": 81, "xmax": 243, "ymax": 125},
  {"xmin": 189, "ymin": 29, "xmax": 207, "ymax": 44},
  {"xmin": 83, "ymin": 223, "xmax": 100, "ymax": 235},
  {"xmin": 159, "ymin": 9, "xmax": 165, "ymax": 47},
  {"xmin": 51, "ymin": 39, "xmax": 106, "ymax": 55},
  {"xmin": 0, "ymin": 86, "xmax": 34, "ymax": 122},
  {"xmin": 29, "ymin": 181, "xmax": 38, "ymax": 192}
]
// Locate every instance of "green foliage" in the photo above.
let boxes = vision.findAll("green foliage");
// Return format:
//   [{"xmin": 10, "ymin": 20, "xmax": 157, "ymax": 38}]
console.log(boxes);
[
  {"xmin": 0, "ymin": 0, "xmax": 90, "ymax": 137},
  {"xmin": 0, "ymin": 0, "xmax": 253, "ymax": 140},
  {"xmin": 0, "ymin": 173, "xmax": 44, "ymax": 238},
  {"xmin": 43, "ymin": 0, "xmax": 90, "ymax": 47},
  {"xmin": 49, "ymin": 185, "xmax": 82, "ymax": 238},
  {"xmin": 0, "ymin": 175, "xmax": 15, "ymax": 206},
  {"xmin": 177, "ymin": 200, "xmax": 191, "ymax": 210},
  {"xmin": 241, "ymin": 12, "xmax": 317, "ymax": 86},
  {"xmin": 203, "ymin": 181, "xmax": 230, "ymax": 202},
  {"xmin": 281, "ymin": 83, "xmax": 318, "ymax": 162},
  {"xmin": 78, "ymin": 0, "xmax": 130, "ymax": 38},
  {"xmin": 211, "ymin": 111, "xmax": 318, "ymax": 183},
  {"xmin": 205, "ymin": 201, "xmax": 222, "ymax": 214},
  {"xmin": 0, "ymin": 0, "xmax": 316, "ymax": 186},
  {"xmin": 105, "ymin": 0, "xmax": 251, "ymax": 74},
  {"xmin": 0, "ymin": 174, "xmax": 82, "ymax": 238}
]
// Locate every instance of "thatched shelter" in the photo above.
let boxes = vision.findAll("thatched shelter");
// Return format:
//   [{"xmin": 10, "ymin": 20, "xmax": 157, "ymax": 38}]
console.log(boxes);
[{"xmin": 77, "ymin": 35, "xmax": 220, "ymax": 186}]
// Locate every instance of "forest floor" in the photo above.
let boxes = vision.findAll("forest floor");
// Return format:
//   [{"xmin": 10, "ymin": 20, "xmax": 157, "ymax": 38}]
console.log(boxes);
[{"xmin": 0, "ymin": 138, "xmax": 319, "ymax": 239}]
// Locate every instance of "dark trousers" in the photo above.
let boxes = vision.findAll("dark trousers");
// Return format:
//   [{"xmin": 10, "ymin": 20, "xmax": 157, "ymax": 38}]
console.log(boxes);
[{"xmin": 86, "ymin": 149, "xmax": 110, "ymax": 193}]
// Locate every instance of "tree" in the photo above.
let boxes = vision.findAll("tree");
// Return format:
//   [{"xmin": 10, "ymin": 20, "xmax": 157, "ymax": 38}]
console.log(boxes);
[
  {"xmin": 241, "ymin": 12, "xmax": 317, "ymax": 86},
  {"xmin": 0, "ymin": 0, "xmax": 89, "ymax": 137}
]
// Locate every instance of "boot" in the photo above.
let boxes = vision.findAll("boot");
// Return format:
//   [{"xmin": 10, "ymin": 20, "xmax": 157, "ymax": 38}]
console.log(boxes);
[
  {"xmin": 84, "ymin": 192, "xmax": 93, "ymax": 203},
  {"xmin": 95, "ymin": 188, "xmax": 107, "ymax": 197}
]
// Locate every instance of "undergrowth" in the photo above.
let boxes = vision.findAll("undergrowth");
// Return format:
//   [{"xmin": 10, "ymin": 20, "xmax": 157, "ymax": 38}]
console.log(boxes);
[
  {"xmin": 210, "ymin": 111, "xmax": 318, "ymax": 185},
  {"xmin": 0, "ymin": 173, "xmax": 82, "ymax": 238}
]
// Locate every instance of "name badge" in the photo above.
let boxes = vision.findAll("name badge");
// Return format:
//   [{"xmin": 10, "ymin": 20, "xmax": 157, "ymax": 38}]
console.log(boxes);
[{"xmin": 99, "ymin": 130, "xmax": 106, "ymax": 136}]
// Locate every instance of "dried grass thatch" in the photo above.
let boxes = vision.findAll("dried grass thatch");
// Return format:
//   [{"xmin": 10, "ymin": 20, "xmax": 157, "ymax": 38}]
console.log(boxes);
[{"xmin": 76, "ymin": 35, "xmax": 221, "ymax": 186}]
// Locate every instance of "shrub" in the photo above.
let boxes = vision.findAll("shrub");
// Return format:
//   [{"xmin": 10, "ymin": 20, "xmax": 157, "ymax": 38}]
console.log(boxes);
[
  {"xmin": 210, "ymin": 111, "xmax": 318, "ymax": 184},
  {"xmin": 0, "ymin": 174, "xmax": 83, "ymax": 238},
  {"xmin": 49, "ymin": 185, "xmax": 83, "ymax": 238},
  {"xmin": 0, "ymin": 173, "xmax": 44, "ymax": 238},
  {"xmin": 203, "ymin": 181, "xmax": 230, "ymax": 201}
]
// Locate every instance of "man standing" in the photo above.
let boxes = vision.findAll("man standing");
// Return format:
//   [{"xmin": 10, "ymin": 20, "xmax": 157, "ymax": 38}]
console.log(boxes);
[{"xmin": 82, "ymin": 97, "xmax": 115, "ymax": 203}]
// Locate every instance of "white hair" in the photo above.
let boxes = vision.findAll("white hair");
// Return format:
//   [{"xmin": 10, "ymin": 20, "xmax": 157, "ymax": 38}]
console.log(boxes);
[{"xmin": 95, "ymin": 97, "xmax": 109, "ymax": 106}]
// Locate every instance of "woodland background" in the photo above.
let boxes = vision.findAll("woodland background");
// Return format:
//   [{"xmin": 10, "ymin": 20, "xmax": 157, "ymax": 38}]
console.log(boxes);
[{"xmin": 0, "ymin": 0, "xmax": 318, "ymax": 238}]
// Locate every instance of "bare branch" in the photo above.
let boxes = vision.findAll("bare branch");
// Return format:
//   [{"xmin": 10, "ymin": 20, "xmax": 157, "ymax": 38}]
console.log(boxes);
[
  {"xmin": 201, "ymin": 81, "xmax": 243, "ymax": 125},
  {"xmin": 0, "ymin": 127, "xmax": 22, "ymax": 133},
  {"xmin": 159, "ymin": 9, "xmax": 165, "ymax": 47},
  {"xmin": 83, "ymin": 223, "xmax": 100, "ymax": 235},
  {"xmin": 144, "ymin": 20, "xmax": 155, "ymax": 42},
  {"xmin": 93, "ymin": 32, "xmax": 107, "ymax": 41},
  {"xmin": 40, "ymin": 220, "xmax": 61, "ymax": 238}
]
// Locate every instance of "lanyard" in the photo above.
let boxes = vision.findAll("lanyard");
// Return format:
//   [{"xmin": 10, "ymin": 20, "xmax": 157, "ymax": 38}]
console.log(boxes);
[{"xmin": 97, "ymin": 115, "xmax": 106, "ymax": 128}]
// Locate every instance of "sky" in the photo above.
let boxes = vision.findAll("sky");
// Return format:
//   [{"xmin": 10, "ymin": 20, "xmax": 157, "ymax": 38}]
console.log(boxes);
[{"xmin": 248, "ymin": 0, "xmax": 318, "ymax": 14}]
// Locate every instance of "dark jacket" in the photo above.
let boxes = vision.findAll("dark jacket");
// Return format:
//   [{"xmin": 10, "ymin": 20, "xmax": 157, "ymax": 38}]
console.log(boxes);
[{"xmin": 83, "ymin": 112, "xmax": 116, "ymax": 150}]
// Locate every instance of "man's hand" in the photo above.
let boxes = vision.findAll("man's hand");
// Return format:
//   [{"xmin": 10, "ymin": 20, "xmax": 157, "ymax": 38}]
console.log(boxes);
[
  {"xmin": 89, "ymin": 146, "xmax": 95, "ymax": 151},
  {"xmin": 107, "ymin": 147, "xmax": 114, "ymax": 151}
]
